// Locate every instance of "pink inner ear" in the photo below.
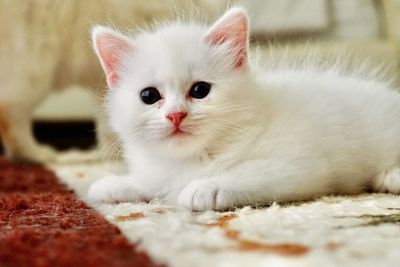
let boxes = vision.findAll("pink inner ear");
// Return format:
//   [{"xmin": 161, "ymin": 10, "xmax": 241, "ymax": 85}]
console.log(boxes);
[
  {"xmin": 206, "ymin": 10, "xmax": 249, "ymax": 69},
  {"xmin": 95, "ymin": 32, "xmax": 132, "ymax": 87}
]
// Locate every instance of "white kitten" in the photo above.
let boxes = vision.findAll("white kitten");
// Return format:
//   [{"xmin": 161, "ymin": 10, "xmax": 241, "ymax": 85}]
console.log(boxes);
[{"xmin": 88, "ymin": 7, "xmax": 400, "ymax": 211}]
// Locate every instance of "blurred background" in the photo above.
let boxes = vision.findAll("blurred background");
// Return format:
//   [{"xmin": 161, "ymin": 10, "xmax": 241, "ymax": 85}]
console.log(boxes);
[
  {"xmin": 34, "ymin": 0, "xmax": 397, "ymax": 119},
  {"xmin": 1, "ymin": 0, "xmax": 399, "ymax": 151}
]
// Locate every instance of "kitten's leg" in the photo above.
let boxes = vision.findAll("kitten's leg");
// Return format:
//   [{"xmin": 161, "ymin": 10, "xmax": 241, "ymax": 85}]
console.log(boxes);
[
  {"xmin": 0, "ymin": 104, "xmax": 56, "ymax": 163},
  {"xmin": 372, "ymin": 167, "xmax": 400, "ymax": 194},
  {"xmin": 178, "ymin": 159, "xmax": 330, "ymax": 211},
  {"xmin": 87, "ymin": 175, "xmax": 146, "ymax": 203}
]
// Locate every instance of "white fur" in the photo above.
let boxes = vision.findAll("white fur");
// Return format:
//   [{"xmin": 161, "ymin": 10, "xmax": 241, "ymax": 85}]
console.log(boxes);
[{"xmin": 88, "ymin": 8, "xmax": 400, "ymax": 210}]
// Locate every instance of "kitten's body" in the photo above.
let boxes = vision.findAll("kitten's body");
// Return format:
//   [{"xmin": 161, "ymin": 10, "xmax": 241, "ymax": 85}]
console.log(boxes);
[{"xmin": 89, "ymin": 8, "xmax": 400, "ymax": 210}]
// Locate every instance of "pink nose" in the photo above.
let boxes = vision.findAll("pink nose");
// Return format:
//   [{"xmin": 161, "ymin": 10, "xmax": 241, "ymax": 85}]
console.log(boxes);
[{"xmin": 166, "ymin": 111, "xmax": 187, "ymax": 127}]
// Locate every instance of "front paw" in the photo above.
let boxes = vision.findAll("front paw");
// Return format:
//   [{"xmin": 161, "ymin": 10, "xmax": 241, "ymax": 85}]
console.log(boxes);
[
  {"xmin": 178, "ymin": 180, "xmax": 232, "ymax": 211},
  {"xmin": 87, "ymin": 175, "xmax": 142, "ymax": 203}
]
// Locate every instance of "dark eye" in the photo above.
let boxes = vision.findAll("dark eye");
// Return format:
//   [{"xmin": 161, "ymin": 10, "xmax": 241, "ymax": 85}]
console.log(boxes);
[
  {"xmin": 189, "ymin": 82, "xmax": 211, "ymax": 99},
  {"xmin": 140, "ymin": 87, "xmax": 161, "ymax": 105}
]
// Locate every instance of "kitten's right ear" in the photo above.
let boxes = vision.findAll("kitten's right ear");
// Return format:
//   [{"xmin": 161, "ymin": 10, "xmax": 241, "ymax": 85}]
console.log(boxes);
[
  {"xmin": 205, "ymin": 8, "xmax": 249, "ymax": 70},
  {"xmin": 92, "ymin": 26, "xmax": 134, "ymax": 88}
]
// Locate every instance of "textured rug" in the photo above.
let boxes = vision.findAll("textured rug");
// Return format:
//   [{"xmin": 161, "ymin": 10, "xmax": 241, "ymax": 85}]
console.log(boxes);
[
  {"xmin": 0, "ymin": 157, "xmax": 158, "ymax": 267},
  {"xmin": 50, "ymin": 152, "xmax": 400, "ymax": 267}
]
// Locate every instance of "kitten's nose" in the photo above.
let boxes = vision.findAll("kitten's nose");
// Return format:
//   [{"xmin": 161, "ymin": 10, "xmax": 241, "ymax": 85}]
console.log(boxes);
[{"xmin": 166, "ymin": 111, "xmax": 187, "ymax": 127}]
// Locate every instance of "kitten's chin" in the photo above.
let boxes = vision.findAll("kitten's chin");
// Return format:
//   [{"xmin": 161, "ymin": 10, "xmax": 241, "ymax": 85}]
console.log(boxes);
[{"xmin": 159, "ymin": 132, "xmax": 208, "ymax": 158}]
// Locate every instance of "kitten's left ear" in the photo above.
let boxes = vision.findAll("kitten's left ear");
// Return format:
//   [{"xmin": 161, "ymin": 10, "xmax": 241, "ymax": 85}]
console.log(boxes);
[
  {"xmin": 205, "ymin": 7, "xmax": 249, "ymax": 70},
  {"xmin": 92, "ymin": 26, "xmax": 134, "ymax": 88}
]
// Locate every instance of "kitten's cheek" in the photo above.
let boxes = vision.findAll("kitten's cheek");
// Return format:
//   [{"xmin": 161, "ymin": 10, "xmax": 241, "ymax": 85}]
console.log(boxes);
[{"xmin": 178, "ymin": 179, "xmax": 233, "ymax": 211}]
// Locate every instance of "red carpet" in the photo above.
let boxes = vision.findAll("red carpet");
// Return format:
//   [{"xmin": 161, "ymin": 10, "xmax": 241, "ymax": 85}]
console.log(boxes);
[{"xmin": 0, "ymin": 158, "xmax": 160, "ymax": 267}]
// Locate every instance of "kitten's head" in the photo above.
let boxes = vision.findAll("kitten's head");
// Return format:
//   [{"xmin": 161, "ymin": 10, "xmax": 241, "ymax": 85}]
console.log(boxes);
[{"xmin": 93, "ymin": 8, "xmax": 251, "ymax": 158}]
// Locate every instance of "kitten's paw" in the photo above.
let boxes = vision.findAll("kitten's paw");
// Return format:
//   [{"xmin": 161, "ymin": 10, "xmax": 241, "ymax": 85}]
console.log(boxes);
[
  {"xmin": 87, "ymin": 175, "xmax": 143, "ymax": 203},
  {"xmin": 373, "ymin": 167, "xmax": 400, "ymax": 194},
  {"xmin": 178, "ymin": 180, "xmax": 232, "ymax": 211}
]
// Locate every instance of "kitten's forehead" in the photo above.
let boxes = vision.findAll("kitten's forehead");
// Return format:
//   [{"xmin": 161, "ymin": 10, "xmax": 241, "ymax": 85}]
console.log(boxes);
[
  {"xmin": 139, "ymin": 23, "xmax": 206, "ymax": 47},
  {"xmin": 132, "ymin": 24, "xmax": 209, "ymax": 85}
]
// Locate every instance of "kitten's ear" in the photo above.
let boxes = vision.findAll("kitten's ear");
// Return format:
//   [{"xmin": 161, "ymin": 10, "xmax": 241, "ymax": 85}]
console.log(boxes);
[
  {"xmin": 205, "ymin": 7, "xmax": 249, "ymax": 69},
  {"xmin": 92, "ymin": 26, "xmax": 133, "ymax": 88}
]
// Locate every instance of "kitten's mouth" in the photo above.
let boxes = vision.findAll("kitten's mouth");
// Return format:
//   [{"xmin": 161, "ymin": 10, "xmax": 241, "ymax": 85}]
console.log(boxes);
[{"xmin": 169, "ymin": 128, "xmax": 191, "ymax": 138}]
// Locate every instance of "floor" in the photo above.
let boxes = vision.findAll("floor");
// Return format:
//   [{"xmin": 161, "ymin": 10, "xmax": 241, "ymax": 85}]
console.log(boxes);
[
  {"xmin": 50, "ymin": 153, "xmax": 400, "ymax": 267},
  {"xmin": 0, "ymin": 157, "xmax": 158, "ymax": 267}
]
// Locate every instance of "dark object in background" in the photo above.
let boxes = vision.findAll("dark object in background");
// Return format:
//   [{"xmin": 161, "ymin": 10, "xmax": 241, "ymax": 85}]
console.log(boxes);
[{"xmin": 0, "ymin": 121, "xmax": 97, "ymax": 154}]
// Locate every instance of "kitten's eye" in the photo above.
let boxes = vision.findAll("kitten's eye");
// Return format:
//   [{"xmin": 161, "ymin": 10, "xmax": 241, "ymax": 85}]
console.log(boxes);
[
  {"xmin": 140, "ymin": 87, "xmax": 161, "ymax": 105},
  {"xmin": 189, "ymin": 82, "xmax": 211, "ymax": 99}
]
